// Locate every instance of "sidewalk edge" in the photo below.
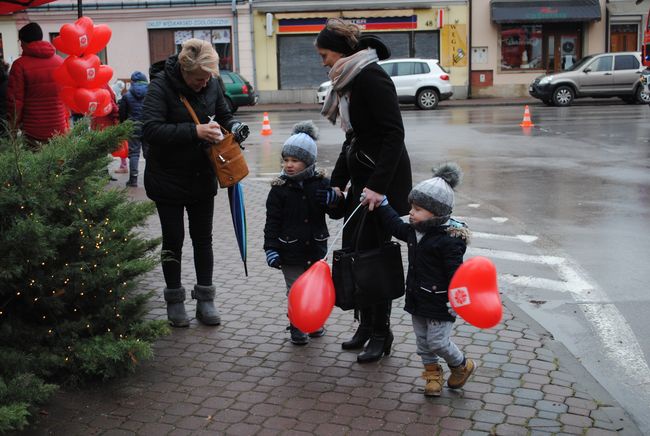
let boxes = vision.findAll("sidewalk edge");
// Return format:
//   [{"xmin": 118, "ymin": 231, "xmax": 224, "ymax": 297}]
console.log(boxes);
[{"xmin": 501, "ymin": 296, "xmax": 643, "ymax": 436}]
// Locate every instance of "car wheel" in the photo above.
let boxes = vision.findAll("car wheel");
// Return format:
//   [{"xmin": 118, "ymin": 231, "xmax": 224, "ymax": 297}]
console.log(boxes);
[
  {"xmin": 225, "ymin": 97, "xmax": 238, "ymax": 113},
  {"xmin": 552, "ymin": 85, "xmax": 574, "ymax": 106},
  {"xmin": 635, "ymin": 85, "xmax": 650, "ymax": 104},
  {"xmin": 416, "ymin": 88, "xmax": 439, "ymax": 110}
]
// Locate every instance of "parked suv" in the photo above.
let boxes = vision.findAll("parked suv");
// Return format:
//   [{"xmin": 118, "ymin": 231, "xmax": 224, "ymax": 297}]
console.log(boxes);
[
  {"xmin": 316, "ymin": 58, "xmax": 453, "ymax": 110},
  {"xmin": 529, "ymin": 51, "xmax": 650, "ymax": 106},
  {"xmin": 219, "ymin": 70, "xmax": 258, "ymax": 113}
]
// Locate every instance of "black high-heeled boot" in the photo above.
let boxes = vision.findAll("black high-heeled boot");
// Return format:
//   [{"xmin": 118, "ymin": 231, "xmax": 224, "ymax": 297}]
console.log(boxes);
[
  {"xmin": 342, "ymin": 309, "xmax": 372, "ymax": 350},
  {"xmin": 357, "ymin": 302, "xmax": 393, "ymax": 363},
  {"xmin": 357, "ymin": 330, "xmax": 394, "ymax": 363}
]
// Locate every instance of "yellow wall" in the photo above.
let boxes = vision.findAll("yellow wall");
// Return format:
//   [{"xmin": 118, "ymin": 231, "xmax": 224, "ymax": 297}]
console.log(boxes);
[{"xmin": 254, "ymin": 6, "xmax": 470, "ymax": 92}]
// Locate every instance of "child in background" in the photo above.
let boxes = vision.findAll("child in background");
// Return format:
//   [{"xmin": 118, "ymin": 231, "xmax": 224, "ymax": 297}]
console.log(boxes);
[
  {"xmin": 263, "ymin": 121, "xmax": 342, "ymax": 345},
  {"xmin": 376, "ymin": 163, "xmax": 475, "ymax": 396}
]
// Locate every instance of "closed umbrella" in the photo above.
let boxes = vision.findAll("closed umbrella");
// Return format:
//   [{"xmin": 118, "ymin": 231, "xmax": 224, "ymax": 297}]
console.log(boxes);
[{"xmin": 228, "ymin": 182, "xmax": 247, "ymax": 277}]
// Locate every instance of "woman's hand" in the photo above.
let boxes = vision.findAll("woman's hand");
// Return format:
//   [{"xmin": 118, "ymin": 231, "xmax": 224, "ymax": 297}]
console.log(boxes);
[
  {"xmin": 196, "ymin": 123, "xmax": 223, "ymax": 143},
  {"xmin": 360, "ymin": 187, "xmax": 384, "ymax": 211}
]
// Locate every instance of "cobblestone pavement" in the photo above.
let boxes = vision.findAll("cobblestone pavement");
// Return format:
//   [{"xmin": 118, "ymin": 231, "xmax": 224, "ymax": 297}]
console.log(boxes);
[{"xmin": 21, "ymin": 168, "xmax": 641, "ymax": 435}]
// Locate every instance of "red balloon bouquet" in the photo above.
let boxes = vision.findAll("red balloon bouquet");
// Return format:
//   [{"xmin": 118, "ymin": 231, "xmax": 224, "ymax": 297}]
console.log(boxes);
[{"xmin": 53, "ymin": 17, "xmax": 114, "ymax": 117}]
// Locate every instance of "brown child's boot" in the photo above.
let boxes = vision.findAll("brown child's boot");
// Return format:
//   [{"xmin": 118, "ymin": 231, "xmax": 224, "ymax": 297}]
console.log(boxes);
[
  {"xmin": 448, "ymin": 358, "xmax": 476, "ymax": 389},
  {"xmin": 422, "ymin": 363, "xmax": 444, "ymax": 397}
]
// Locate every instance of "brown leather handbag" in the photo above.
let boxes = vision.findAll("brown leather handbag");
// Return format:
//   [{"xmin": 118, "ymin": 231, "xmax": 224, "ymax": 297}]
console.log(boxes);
[{"xmin": 180, "ymin": 95, "xmax": 249, "ymax": 188}]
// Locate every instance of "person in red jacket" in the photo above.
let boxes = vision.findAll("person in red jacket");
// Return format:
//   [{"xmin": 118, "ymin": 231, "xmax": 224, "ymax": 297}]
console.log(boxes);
[{"xmin": 7, "ymin": 22, "xmax": 68, "ymax": 146}]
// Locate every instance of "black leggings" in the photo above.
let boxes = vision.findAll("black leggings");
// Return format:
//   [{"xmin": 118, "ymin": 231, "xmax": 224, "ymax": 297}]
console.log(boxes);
[{"xmin": 155, "ymin": 198, "xmax": 214, "ymax": 288}]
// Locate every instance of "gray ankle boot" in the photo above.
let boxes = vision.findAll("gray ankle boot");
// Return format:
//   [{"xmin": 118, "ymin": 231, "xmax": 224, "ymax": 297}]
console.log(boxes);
[
  {"xmin": 163, "ymin": 287, "xmax": 190, "ymax": 327},
  {"xmin": 192, "ymin": 284, "xmax": 221, "ymax": 325}
]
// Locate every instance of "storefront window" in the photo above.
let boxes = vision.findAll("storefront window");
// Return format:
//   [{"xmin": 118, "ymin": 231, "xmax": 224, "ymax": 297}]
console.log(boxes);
[
  {"xmin": 500, "ymin": 24, "xmax": 542, "ymax": 70},
  {"xmin": 174, "ymin": 28, "xmax": 232, "ymax": 70}
]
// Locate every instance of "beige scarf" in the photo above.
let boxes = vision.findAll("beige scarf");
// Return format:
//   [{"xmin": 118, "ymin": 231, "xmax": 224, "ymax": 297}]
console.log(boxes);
[{"xmin": 320, "ymin": 49, "xmax": 378, "ymax": 132}]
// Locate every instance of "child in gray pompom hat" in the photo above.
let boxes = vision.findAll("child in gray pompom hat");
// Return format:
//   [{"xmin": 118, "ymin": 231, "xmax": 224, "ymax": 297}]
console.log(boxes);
[
  {"xmin": 376, "ymin": 162, "xmax": 475, "ymax": 397},
  {"xmin": 264, "ymin": 120, "xmax": 344, "ymax": 346}
]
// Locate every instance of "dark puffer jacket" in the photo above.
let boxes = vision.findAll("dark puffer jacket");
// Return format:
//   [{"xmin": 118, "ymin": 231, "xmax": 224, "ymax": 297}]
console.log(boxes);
[
  {"xmin": 377, "ymin": 205, "xmax": 470, "ymax": 321},
  {"xmin": 264, "ymin": 170, "xmax": 342, "ymax": 267},
  {"xmin": 142, "ymin": 55, "xmax": 236, "ymax": 205},
  {"xmin": 119, "ymin": 71, "xmax": 148, "ymax": 137}
]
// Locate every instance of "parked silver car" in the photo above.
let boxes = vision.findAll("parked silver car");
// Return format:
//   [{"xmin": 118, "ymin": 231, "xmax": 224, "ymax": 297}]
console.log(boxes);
[
  {"xmin": 529, "ymin": 51, "xmax": 650, "ymax": 106},
  {"xmin": 317, "ymin": 58, "xmax": 453, "ymax": 110}
]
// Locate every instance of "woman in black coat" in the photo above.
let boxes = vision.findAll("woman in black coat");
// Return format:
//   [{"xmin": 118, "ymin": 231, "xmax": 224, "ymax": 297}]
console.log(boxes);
[
  {"xmin": 142, "ymin": 38, "xmax": 249, "ymax": 328},
  {"xmin": 316, "ymin": 19, "xmax": 413, "ymax": 363}
]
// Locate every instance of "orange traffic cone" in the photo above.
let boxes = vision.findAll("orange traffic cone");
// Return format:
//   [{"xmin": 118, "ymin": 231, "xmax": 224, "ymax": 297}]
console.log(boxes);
[
  {"xmin": 519, "ymin": 105, "xmax": 535, "ymax": 127},
  {"xmin": 260, "ymin": 112, "xmax": 273, "ymax": 136}
]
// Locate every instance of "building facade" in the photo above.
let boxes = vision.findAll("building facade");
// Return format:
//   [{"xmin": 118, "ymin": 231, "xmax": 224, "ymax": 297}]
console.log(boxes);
[
  {"xmin": 0, "ymin": 0, "xmax": 644, "ymax": 101},
  {"xmin": 251, "ymin": 0, "xmax": 470, "ymax": 103}
]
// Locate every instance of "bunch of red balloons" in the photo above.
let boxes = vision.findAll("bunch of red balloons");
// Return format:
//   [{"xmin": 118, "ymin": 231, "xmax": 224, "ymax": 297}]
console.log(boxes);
[{"xmin": 52, "ymin": 17, "xmax": 113, "ymax": 117}]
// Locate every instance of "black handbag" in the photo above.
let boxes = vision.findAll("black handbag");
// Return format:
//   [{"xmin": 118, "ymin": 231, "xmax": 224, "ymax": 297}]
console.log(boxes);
[{"xmin": 332, "ymin": 208, "xmax": 405, "ymax": 310}]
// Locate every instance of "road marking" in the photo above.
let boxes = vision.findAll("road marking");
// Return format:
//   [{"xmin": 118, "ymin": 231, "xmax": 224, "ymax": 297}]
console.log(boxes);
[
  {"xmin": 492, "ymin": 217, "xmax": 509, "ymax": 223},
  {"xmin": 472, "ymin": 245, "xmax": 650, "ymax": 387},
  {"xmin": 473, "ymin": 232, "xmax": 538, "ymax": 243},
  {"xmin": 468, "ymin": 203, "xmax": 480, "ymax": 208},
  {"xmin": 499, "ymin": 273, "xmax": 574, "ymax": 293},
  {"xmin": 468, "ymin": 247, "xmax": 565, "ymax": 265}
]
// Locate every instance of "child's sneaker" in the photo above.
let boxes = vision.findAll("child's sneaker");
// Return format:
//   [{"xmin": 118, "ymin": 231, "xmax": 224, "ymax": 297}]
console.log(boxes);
[
  {"xmin": 447, "ymin": 358, "xmax": 475, "ymax": 389},
  {"xmin": 308, "ymin": 326, "xmax": 326, "ymax": 338},
  {"xmin": 422, "ymin": 363, "xmax": 444, "ymax": 396},
  {"xmin": 287, "ymin": 325, "xmax": 309, "ymax": 345},
  {"xmin": 115, "ymin": 166, "xmax": 128, "ymax": 174}
]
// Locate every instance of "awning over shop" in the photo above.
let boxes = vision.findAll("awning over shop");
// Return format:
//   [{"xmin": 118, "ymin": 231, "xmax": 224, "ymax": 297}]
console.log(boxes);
[{"xmin": 491, "ymin": 0, "xmax": 601, "ymax": 23}]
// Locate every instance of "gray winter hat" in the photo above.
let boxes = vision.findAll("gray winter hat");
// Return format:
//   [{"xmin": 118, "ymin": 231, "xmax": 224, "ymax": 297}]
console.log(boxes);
[
  {"xmin": 408, "ymin": 163, "xmax": 463, "ymax": 217},
  {"xmin": 282, "ymin": 121, "xmax": 319, "ymax": 166}
]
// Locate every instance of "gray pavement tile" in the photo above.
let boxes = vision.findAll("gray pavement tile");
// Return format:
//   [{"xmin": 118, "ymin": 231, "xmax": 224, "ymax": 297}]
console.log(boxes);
[{"xmin": 19, "ymin": 178, "xmax": 642, "ymax": 436}]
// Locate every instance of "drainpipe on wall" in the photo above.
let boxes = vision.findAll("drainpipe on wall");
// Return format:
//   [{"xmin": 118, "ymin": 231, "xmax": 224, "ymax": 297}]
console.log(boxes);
[
  {"xmin": 232, "ymin": 0, "xmax": 239, "ymax": 71},
  {"xmin": 605, "ymin": 5, "xmax": 610, "ymax": 52},
  {"xmin": 249, "ymin": 0, "xmax": 258, "ymax": 89},
  {"xmin": 467, "ymin": 0, "xmax": 472, "ymax": 99}
]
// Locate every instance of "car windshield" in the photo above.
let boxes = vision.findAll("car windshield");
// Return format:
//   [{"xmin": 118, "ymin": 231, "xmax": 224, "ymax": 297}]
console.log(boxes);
[{"xmin": 569, "ymin": 55, "xmax": 594, "ymax": 71}]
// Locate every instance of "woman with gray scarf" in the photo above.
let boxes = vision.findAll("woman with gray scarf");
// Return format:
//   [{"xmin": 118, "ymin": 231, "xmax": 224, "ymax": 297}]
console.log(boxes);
[{"xmin": 316, "ymin": 19, "xmax": 412, "ymax": 363}]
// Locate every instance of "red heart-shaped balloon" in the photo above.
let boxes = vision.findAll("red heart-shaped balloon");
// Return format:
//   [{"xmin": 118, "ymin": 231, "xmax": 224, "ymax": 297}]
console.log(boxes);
[
  {"xmin": 86, "ymin": 24, "xmax": 112, "ymax": 55},
  {"xmin": 64, "ymin": 54, "xmax": 101, "ymax": 87},
  {"xmin": 53, "ymin": 65, "xmax": 77, "ymax": 88},
  {"xmin": 60, "ymin": 86, "xmax": 83, "ymax": 114},
  {"xmin": 448, "ymin": 256, "xmax": 502, "ymax": 329},
  {"xmin": 87, "ymin": 65, "xmax": 114, "ymax": 89},
  {"xmin": 53, "ymin": 16, "xmax": 94, "ymax": 56},
  {"xmin": 73, "ymin": 87, "xmax": 111, "ymax": 116}
]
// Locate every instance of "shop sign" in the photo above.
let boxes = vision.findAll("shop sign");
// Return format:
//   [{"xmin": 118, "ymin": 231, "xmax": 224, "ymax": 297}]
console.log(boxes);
[
  {"xmin": 278, "ymin": 16, "xmax": 417, "ymax": 33},
  {"xmin": 147, "ymin": 18, "xmax": 232, "ymax": 29}
]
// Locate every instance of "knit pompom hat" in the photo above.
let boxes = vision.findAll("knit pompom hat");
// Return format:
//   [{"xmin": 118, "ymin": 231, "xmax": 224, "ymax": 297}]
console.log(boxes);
[
  {"xmin": 408, "ymin": 163, "xmax": 463, "ymax": 218},
  {"xmin": 282, "ymin": 121, "xmax": 319, "ymax": 166}
]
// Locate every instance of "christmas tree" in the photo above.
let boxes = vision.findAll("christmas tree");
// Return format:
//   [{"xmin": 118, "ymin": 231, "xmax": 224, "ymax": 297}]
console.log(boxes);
[{"xmin": 0, "ymin": 121, "xmax": 169, "ymax": 433}]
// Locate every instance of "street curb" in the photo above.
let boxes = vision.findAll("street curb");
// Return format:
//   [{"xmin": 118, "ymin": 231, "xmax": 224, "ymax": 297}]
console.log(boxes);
[{"xmin": 501, "ymin": 295, "xmax": 643, "ymax": 436}]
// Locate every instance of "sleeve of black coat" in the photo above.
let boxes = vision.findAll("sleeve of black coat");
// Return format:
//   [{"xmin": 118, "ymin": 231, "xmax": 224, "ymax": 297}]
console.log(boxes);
[
  {"xmin": 330, "ymin": 131, "xmax": 352, "ymax": 191},
  {"xmin": 357, "ymin": 67, "xmax": 405, "ymax": 195},
  {"xmin": 376, "ymin": 204, "xmax": 410, "ymax": 242},
  {"xmin": 142, "ymin": 79, "xmax": 199, "ymax": 149},
  {"xmin": 442, "ymin": 238, "xmax": 467, "ymax": 284},
  {"xmin": 264, "ymin": 187, "xmax": 284, "ymax": 251},
  {"xmin": 212, "ymin": 79, "xmax": 236, "ymax": 131},
  {"xmin": 321, "ymin": 177, "xmax": 346, "ymax": 220}
]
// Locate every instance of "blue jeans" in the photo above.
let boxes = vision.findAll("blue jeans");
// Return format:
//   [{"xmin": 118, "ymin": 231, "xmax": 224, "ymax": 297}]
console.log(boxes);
[
  {"xmin": 411, "ymin": 315, "xmax": 464, "ymax": 366},
  {"xmin": 155, "ymin": 198, "xmax": 214, "ymax": 288},
  {"xmin": 128, "ymin": 137, "xmax": 146, "ymax": 175}
]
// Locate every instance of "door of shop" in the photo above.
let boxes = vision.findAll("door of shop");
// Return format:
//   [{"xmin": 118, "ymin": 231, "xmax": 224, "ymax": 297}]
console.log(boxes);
[
  {"xmin": 610, "ymin": 24, "xmax": 638, "ymax": 52},
  {"xmin": 543, "ymin": 25, "xmax": 582, "ymax": 73}
]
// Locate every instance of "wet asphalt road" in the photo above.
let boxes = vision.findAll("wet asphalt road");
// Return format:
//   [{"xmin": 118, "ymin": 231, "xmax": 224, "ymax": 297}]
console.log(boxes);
[{"xmin": 233, "ymin": 101, "xmax": 650, "ymax": 432}]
